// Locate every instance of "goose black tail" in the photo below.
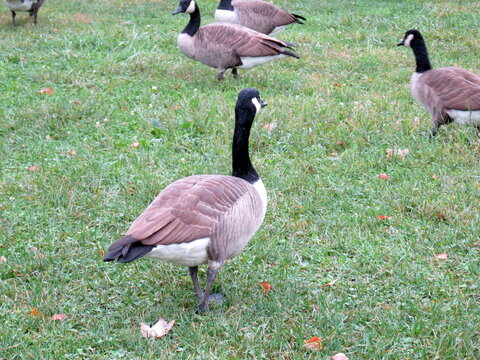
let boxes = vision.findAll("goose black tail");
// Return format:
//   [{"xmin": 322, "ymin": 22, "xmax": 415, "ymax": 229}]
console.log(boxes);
[
  {"xmin": 103, "ymin": 235, "xmax": 155, "ymax": 263},
  {"xmin": 293, "ymin": 14, "xmax": 306, "ymax": 24},
  {"xmin": 283, "ymin": 50, "xmax": 300, "ymax": 59}
]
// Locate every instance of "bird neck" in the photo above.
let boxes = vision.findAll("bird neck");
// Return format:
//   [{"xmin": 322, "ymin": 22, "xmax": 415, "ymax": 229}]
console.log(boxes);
[
  {"xmin": 411, "ymin": 38, "xmax": 432, "ymax": 73},
  {"xmin": 231, "ymin": 109, "xmax": 259, "ymax": 184},
  {"xmin": 217, "ymin": 0, "xmax": 234, "ymax": 10},
  {"xmin": 181, "ymin": 6, "xmax": 201, "ymax": 36}
]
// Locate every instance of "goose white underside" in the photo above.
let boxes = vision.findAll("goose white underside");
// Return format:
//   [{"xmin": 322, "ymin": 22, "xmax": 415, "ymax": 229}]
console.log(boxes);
[
  {"xmin": 145, "ymin": 237, "xmax": 210, "ymax": 267},
  {"xmin": 447, "ymin": 109, "xmax": 480, "ymax": 126},
  {"xmin": 214, "ymin": 9, "xmax": 237, "ymax": 24},
  {"xmin": 269, "ymin": 26, "xmax": 287, "ymax": 37},
  {"xmin": 253, "ymin": 178, "xmax": 268, "ymax": 215},
  {"xmin": 4, "ymin": 0, "xmax": 35, "ymax": 11},
  {"xmin": 237, "ymin": 54, "xmax": 286, "ymax": 69}
]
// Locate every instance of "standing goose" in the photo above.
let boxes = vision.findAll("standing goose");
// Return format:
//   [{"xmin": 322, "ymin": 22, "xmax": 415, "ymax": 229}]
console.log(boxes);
[
  {"xmin": 173, "ymin": 0, "xmax": 299, "ymax": 80},
  {"xmin": 4, "ymin": 0, "xmax": 45, "ymax": 25},
  {"xmin": 104, "ymin": 88, "xmax": 268, "ymax": 312},
  {"xmin": 215, "ymin": 0, "xmax": 306, "ymax": 36},
  {"xmin": 398, "ymin": 29, "xmax": 480, "ymax": 136}
]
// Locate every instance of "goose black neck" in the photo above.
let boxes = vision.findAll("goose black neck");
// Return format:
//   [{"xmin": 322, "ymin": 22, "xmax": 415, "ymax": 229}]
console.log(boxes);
[
  {"xmin": 231, "ymin": 109, "xmax": 259, "ymax": 184},
  {"xmin": 218, "ymin": 0, "xmax": 233, "ymax": 10},
  {"xmin": 411, "ymin": 38, "xmax": 432, "ymax": 73},
  {"xmin": 181, "ymin": 6, "xmax": 201, "ymax": 36}
]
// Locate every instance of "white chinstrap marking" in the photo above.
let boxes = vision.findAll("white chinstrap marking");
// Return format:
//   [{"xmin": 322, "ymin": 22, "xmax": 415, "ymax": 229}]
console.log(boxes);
[
  {"xmin": 145, "ymin": 237, "xmax": 210, "ymax": 267},
  {"xmin": 404, "ymin": 33, "xmax": 414, "ymax": 47},
  {"xmin": 447, "ymin": 109, "xmax": 480, "ymax": 125},
  {"xmin": 186, "ymin": 0, "xmax": 196, "ymax": 13},
  {"xmin": 252, "ymin": 98, "xmax": 262, "ymax": 114},
  {"xmin": 237, "ymin": 54, "xmax": 286, "ymax": 69}
]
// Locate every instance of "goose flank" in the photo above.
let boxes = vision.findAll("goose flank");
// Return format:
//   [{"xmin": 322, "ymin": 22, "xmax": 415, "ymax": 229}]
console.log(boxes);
[
  {"xmin": 173, "ymin": 0, "xmax": 299, "ymax": 80},
  {"xmin": 104, "ymin": 88, "xmax": 268, "ymax": 312},
  {"xmin": 4, "ymin": 0, "xmax": 45, "ymax": 25},
  {"xmin": 398, "ymin": 29, "xmax": 480, "ymax": 136},
  {"xmin": 215, "ymin": 0, "xmax": 306, "ymax": 36}
]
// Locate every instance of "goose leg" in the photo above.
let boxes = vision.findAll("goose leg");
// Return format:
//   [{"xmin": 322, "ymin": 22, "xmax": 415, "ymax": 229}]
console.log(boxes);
[
  {"xmin": 33, "ymin": 10, "xmax": 38, "ymax": 25},
  {"xmin": 197, "ymin": 261, "xmax": 225, "ymax": 312},
  {"xmin": 11, "ymin": 11, "xmax": 16, "ymax": 26},
  {"xmin": 429, "ymin": 123, "xmax": 440, "ymax": 139},
  {"xmin": 232, "ymin": 68, "xmax": 238, "ymax": 79},
  {"xmin": 188, "ymin": 266, "xmax": 203, "ymax": 300}
]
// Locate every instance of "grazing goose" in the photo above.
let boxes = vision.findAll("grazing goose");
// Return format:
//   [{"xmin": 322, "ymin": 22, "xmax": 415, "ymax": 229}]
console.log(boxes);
[
  {"xmin": 173, "ymin": 0, "xmax": 299, "ymax": 80},
  {"xmin": 398, "ymin": 29, "xmax": 480, "ymax": 136},
  {"xmin": 215, "ymin": 0, "xmax": 306, "ymax": 36},
  {"xmin": 4, "ymin": 0, "xmax": 45, "ymax": 25},
  {"xmin": 104, "ymin": 88, "xmax": 268, "ymax": 312}
]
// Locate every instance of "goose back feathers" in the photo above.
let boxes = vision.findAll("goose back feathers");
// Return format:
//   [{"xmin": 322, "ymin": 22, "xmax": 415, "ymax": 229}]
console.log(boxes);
[
  {"xmin": 398, "ymin": 29, "xmax": 480, "ymax": 135},
  {"xmin": 174, "ymin": 0, "xmax": 299, "ymax": 80},
  {"xmin": 215, "ymin": 0, "xmax": 306, "ymax": 36}
]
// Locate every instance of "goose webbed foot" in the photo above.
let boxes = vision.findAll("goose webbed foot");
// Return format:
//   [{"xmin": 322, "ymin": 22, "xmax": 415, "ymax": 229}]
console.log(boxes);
[
  {"xmin": 232, "ymin": 68, "xmax": 238, "ymax": 79},
  {"xmin": 217, "ymin": 70, "xmax": 226, "ymax": 81}
]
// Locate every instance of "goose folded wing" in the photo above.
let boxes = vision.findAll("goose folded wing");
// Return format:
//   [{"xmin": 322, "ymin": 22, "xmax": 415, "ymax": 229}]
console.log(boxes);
[
  {"xmin": 423, "ymin": 68, "xmax": 480, "ymax": 111},
  {"xmin": 235, "ymin": 0, "xmax": 299, "ymax": 26},
  {"xmin": 125, "ymin": 175, "xmax": 249, "ymax": 246}
]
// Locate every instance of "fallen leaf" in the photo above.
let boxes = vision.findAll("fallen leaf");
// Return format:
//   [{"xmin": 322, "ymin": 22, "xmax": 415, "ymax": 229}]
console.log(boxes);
[
  {"xmin": 69, "ymin": 149, "xmax": 77, "ymax": 158},
  {"xmin": 28, "ymin": 166, "xmax": 40, "ymax": 172},
  {"xmin": 331, "ymin": 353, "xmax": 349, "ymax": 360},
  {"xmin": 329, "ymin": 151, "xmax": 338, "ymax": 157},
  {"xmin": 30, "ymin": 308, "xmax": 41, "ymax": 316},
  {"xmin": 51, "ymin": 314, "xmax": 68, "ymax": 321},
  {"xmin": 140, "ymin": 318, "xmax": 175, "ymax": 339},
  {"xmin": 377, "ymin": 215, "xmax": 391, "ymax": 220},
  {"xmin": 259, "ymin": 281, "xmax": 271, "ymax": 295},
  {"xmin": 262, "ymin": 123, "xmax": 276, "ymax": 132},
  {"xmin": 322, "ymin": 279, "xmax": 338, "ymax": 287},
  {"xmin": 172, "ymin": 105, "xmax": 180, "ymax": 110},
  {"xmin": 386, "ymin": 148, "xmax": 410, "ymax": 159},
  {"xmin": 0, "ymin": 256, "xmax": 6, "ymax": 263},
  {"xmin": 379, "ymin": 174, "xmax": 388, "ymax": 180},
  {"xmin": 435, "ymin": 253, "xmax": 448, "ymax": 260},
  {"xmin": 131, "ymin": 141, "xmax": 140, "ymax": 148},
  {"xmin": 304, "ymin": 336, "xmax": 323, "ymax": 350},
  {"xmin": 39, "ymin": 87, "xmax": 54, "ymax": 95}
]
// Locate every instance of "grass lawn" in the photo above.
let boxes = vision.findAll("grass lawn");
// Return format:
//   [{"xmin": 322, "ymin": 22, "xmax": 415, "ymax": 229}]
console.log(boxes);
[{"xmin": 1, "ymin": 0, "xmax": 479, "ymax": 358}]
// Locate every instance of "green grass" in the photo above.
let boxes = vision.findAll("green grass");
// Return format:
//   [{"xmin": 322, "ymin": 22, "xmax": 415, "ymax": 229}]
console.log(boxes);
[{"xmin": 1, "ymin": 0, "xmax": 480, "ymax": 358}]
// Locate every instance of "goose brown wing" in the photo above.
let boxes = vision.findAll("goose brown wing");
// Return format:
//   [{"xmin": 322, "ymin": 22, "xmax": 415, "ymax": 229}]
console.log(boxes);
[
  {"xmin": 199, "ymin": 23, "xmax": 292, "ymax": 57},
  {"xmin": 125, "ymin": 175, "xmax": 252, "ymax": 246},
  {"xmin": 234, "ymin": 0, "xmax": 298, "ymax": 26},
  {"xmin": 422, "ymin": 68, "xmax": 480, "ymax": 111}
]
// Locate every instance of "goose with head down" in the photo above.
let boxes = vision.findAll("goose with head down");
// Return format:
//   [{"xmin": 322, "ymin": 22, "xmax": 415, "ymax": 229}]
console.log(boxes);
[
  {"xmin": 173, "ymin": 0, "xmax": 299, "ymax": 80},
  {"xmin": 104, "ymin": 88, "xmax": 268, "ymax": 312},
  {"xmin": 398, "ymin": 29, "xmax": 480, "ymax": 137}
]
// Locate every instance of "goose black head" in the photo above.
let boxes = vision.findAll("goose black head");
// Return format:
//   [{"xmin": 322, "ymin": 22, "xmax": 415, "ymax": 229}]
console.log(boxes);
[
  {"xmin": 235, "ymin": 88, "xmax": 267, "ymax": 120},
  {"xmin": 397, "ymin": 29, "xmax": 424, "ymax": 47},
  {"xmin": 173, "ymin": 0, "xmax": 197, "ymax": 15}
]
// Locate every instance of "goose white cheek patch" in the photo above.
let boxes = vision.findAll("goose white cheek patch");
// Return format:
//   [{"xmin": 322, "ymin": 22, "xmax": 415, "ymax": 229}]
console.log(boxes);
[
  {"xmin": 404, "ymin": 34, "xmax": 414, "ymax": 47},
  {"xmin": 186, "ymin": 0, "xmax": 196, "ymax": 13},
  {"xmin": 252, "ymin": 98, "xmax": 262, "ymax": 114}
]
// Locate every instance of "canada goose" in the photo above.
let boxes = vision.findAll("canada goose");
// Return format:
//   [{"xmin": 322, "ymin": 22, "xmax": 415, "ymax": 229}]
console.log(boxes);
[
  {"xmin": 215, "ymin": 0, "xmax": 306, "ymax": 36},
  {"xmin": 173, "ymin": 0, "xmax": 299, "ymax": 80},
  {"xmin": 104, "ymin": 88, "xmax": 268, "ymax": 312},
  {"xmin": 4, "ymin": 0, "xmax": 45, "ymax": 25},
  {"xmin": 398, "ymin": 29, "xmax": 480, "ymax": 137}
]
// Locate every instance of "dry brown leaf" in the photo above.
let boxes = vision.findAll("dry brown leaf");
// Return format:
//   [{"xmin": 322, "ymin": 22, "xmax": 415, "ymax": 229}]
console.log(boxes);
[
  {"xmin": 386, "ymin": 148, "xmax": 410, "ymax": 159},
  {"xmin": 38, "ymin": 87, "xmax": 54, "ymax": 95},
  {"xmin": 30, "ymin": 308, "xmax": 41, "ymax": 316},
  {"xmin": 262, "ymin": 123, "xmax": 277, "ymax": 132},
  {"xmin": 259, "ymin": 281, "xmax": 271, "ymax": 295},
  {"xmin": 322, "ymin": 279, "xmax": 338, "ymax": 287},
  {"xmin": 331, "ymin": 353, "xmax": 349, "ymax": 360},
  {"xmin": 304, "ymin": 336, "xmax": 323, "ymax": 350},
  {"xmin": 140, "ymin": 318, "xmax": 175, "ymax": 339},
  {"xmin": 379, "ymin": 174, "xmax": 388, "ymax": 180},
  {"xmin": 435, "ymin": 253, "xmax": 448, "ymax": 260},
  {"xmin": 28, "ymin": 166, "xmax": 40, "ymax": 172}
]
